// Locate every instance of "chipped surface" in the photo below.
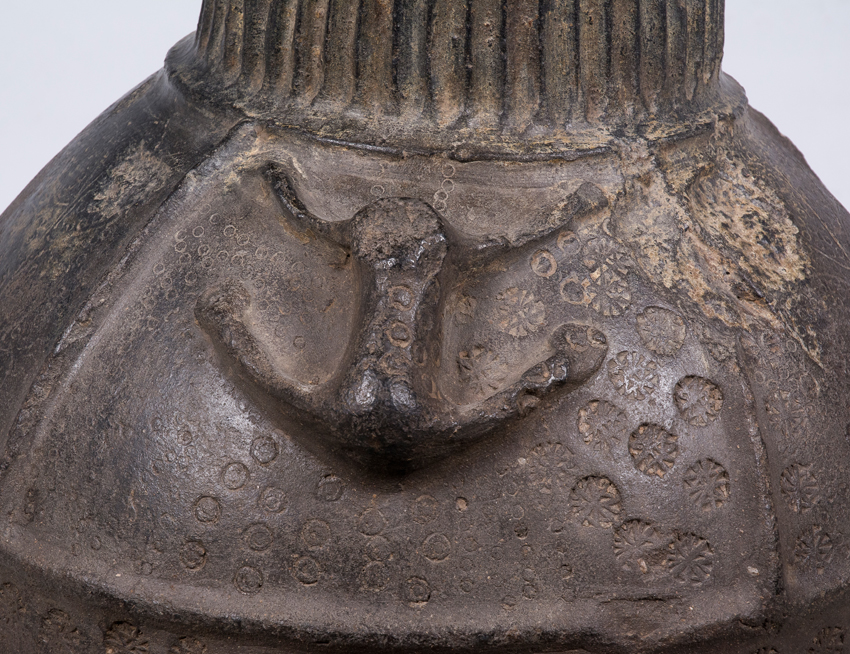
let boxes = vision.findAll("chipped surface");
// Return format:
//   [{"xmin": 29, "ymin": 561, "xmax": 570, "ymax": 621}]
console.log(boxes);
[
  {"xmin": 620, "ymin": 132, "xmax": 823, "ymax": 364},
  {"xmin": 89, "ymin": 144, "xmax": 173, "ymax": 220}
]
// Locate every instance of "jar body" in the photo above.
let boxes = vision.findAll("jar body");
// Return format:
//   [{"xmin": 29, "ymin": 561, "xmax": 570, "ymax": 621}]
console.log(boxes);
[{"xmin": 2, "ymin": 11, "xmax": 850, "ymax": 654}]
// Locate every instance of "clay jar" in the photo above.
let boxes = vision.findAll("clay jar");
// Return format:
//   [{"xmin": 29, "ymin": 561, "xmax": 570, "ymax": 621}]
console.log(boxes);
[{"xmin": 1, "ymin": 1, "xmax": 850, "ymax": 653}]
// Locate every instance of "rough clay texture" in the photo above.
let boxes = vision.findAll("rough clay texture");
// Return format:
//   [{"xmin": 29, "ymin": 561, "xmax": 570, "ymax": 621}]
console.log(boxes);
[{"xmin": 1, "ymin": 1, "xmax": 850, "ymax": 653}]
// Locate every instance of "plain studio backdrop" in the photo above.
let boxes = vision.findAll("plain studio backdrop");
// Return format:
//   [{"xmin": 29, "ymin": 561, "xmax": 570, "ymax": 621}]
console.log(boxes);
[{"xmin": 0, "ymin": 1, "xmax": 848, "ymax": 215}]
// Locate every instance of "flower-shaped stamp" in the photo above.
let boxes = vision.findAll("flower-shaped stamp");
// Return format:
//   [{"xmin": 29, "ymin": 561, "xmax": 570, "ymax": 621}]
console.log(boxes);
[
  {"xmin": 608, "ymin": 352, "xmax": 658, "ymax": 401},
  {"xmin": 674, "ymin": 376, "xmax": 724, "ymax": 426},
  {"xmin": 457, "ymin": 346, "xmax": 509, "ymax": 398},
  {"xmin": 779, "ymin": 463, "xmax": 820, "ymax": 514},
  {"xmin": 577, "ymin": 400, "xmax": 628, "ymax": 451},
  {"xmin": 525, "ymin": 442, "xmax": 575, "ymax": 494},
  {"xmin": 795, "ymin": 525, "xmax": 834, "ymax": 571},
  {"xmin": 683, "ymin": 459, "xmax": 730, "ymax": 510},
  {"xmin": 613, "ymin": 520, "xmax": 668, "ymax": 574},
  {"xmin": 629, "ymin": 424, "xmax": 679, "ymax": 478},
  {"xmin": 570, "ymin": 476, "xmax": 623, "ymax": 528},
  {"xmin": 667, "ymin": 533, "xmax": 714, "ymax": 585},
  {"xmin": 496, "ymin": 287, "xmax": 546, "ymax": 338},
  {"xmin": 104, "ymin": 622, "xmax": 149, "ymax": 654},
  {"xmin": 636, "ymin": 307, "xmax": 686, "ymax": 356}
]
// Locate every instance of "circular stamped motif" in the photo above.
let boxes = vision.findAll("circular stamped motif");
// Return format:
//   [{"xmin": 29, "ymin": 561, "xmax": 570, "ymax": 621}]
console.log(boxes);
[
  {"xmin": 525, "ymin": 442, "xmax": 574, "ymax": 493},
  {"xmin": 234, "ymin": 566, "xmax": 264, "ymax": 594},
  {"xmin": 557, "ymin": 230, "xmax": 581, "ymax": 255},
  {"xmin": 361, "ymin": 561, "xmax": 390, "ymax": 591},
  {"xmin": 40, "ymin": 608, "xmax": 82, "ymax": 652},
  {"xmin": 193, "ymin": 496, "xmax": 221, "ymax": 524},
  {"xmin": 580, "ymin": 237, "xmax": 632, "ymax": 317},
  {"xmin": 387, "ymin": 321, "xmax": 413, "ymax": 348},
  {"xmin": 457, "ymin": 347, "xmax": 508, "ymax": 398},
  {"xmin": 674, "ymin": 376, "xmax": 724, "ymax": 426},
  {"xmin": 522, "ymin": 583, "xmax": 538, "ymax": 599},
  {"xmin": 244, "ymin": 524, "xmax": 274, "ymax": 552},
  {"xmin": 629, "ymin": 424, "xmax": 679, "ymax": 478},
  {"xmin": 422, "ymin": 533, "xmax": 451, "ymax": 562},
  {"xmin": 180, "ymin": 540, "xmax": 207, "ymax": 570},
  {"xmin": 389, "ymin": 285, "xmax": 414, "ymax": 310},
  {"xmin": 104, "ymin": 622, "xmax": 148, "ymax": 653},
  {"xmin": 607, "ymin": 351, "xmax": 658, "ymax": 401},
  {"xmin": 577, "ymin": 400, "xmax": 628, "ymax": 451},
  {"xmin": 366, "ymin": 536, "xmax": 393, "ymax": 561},
  {"xmin": 636, "ymin": 307, "xmax": 687, "ymax": 356},
  {"xmin": 795, "ymin": 525, "xmax": 834, "ymax": 570},
  {"xmin": 317, "ymin": 475, "xmax": 345, "ymax": 502},
  {"xmin": 667, "ymin": 533, "xmax": 714, "ymax": 585},
  {"xmin": 496, "ymin": 287, "xmax": 546, "ymax": 338},
  {"xmin": 683, "ymin": 459, "xmax": 730, "ymax": 510},
  {"xmin": 359, "ymin": 508, "xmax": 387, "ymax": 536},
  {"xmin": 251, "ymin": 435, "xmax": 279, "ymax": 464},
  {"xmin": 301, "ymin": 519, "xmax": 331, "ymax": 549},
  {"xmin": 569, "ymin": 476, "xmax": 623, "ymax": 528},
  {"xmin": 614, "ymin": 520, "xmax": 667, "ymax": 574},
  {"xmin": 531, "ymin": 250, "xmax": 558, "ymax": 278},
  {"xmin": 559, "ymin": 274, "xmax": 593, "ymax": 306},
  {"xmin": 461, "ymin": 534, "xmax": 479, "ymax": 552},
  {"xmin": 404, "ymin": 577, "xmax": 431, "ymax": 604},
  {"xmin": 780, "ymin": 463, "xmax": 820, "ymax": 513},
  {"xmin": 258, "ymin": 487, "xmax": 288, "ymax": 514},
  {"xmin": 589, "ymin": 268, "xmax": 631, "ymax": 317},
  {"xmin": 223, "ymin": 462, "xmax": 249, "ymax": 490},
  {"xmin": 293, "ymin": 557, "xmax": 321, "ymax": 585},
  {"xmin": 379, "ymin": 351, "xmax": 408, "ymax": 376}
]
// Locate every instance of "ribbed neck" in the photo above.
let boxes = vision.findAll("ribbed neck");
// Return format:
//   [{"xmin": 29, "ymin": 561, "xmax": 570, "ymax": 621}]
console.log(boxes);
[{"xmin": 168, "ymin": 0, "xmax": 733, "ymax": 149}]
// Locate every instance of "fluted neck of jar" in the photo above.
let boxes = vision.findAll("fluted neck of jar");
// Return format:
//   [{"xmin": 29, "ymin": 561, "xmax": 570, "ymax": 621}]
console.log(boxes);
[{"xmin": 167, "ymin": 0, "xmax": 738, "ymax": 151}]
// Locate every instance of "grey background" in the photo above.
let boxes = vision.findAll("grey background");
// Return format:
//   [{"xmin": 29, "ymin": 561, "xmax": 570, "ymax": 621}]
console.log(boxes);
[{"xmin": 1, "ymin": 0, "xmax": 848, "ymax": 213}]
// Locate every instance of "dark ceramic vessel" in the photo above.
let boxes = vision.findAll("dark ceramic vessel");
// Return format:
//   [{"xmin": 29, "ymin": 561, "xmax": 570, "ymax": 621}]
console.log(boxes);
[{"xmin": 1, "ymin": 1, "xmax": 849, "ymax": 652}]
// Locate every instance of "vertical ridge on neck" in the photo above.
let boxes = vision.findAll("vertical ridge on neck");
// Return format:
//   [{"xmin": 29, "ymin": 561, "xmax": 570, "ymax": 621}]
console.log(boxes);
[{"xmin": 175, "ymin": 0, "xmax": 730, "ymax": 143}]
